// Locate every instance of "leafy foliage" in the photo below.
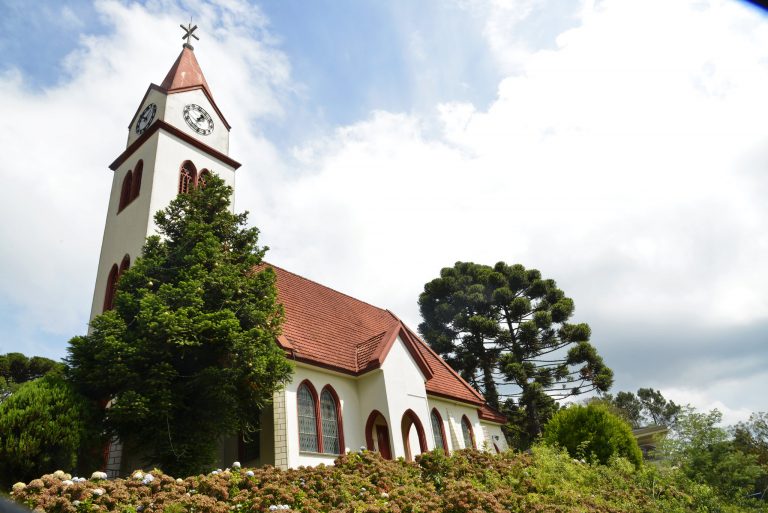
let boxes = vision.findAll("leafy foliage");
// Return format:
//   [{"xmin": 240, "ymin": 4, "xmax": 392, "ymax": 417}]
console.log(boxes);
[
  {"xmin": 732, "ymin": 412, "xmax": 768, "ymax": 499},
  {"xmin": 11, "ymin": 446, "xmax": 763, "ymax": 512},
  {"xmin": 0, "ymin": 375, "xmax": 102, "ymax": 488},
  {"xmin": 542, "ymin": 402, "xmax": 643, "ymax": 467},
  {"xmin": 0, "ymin": 353, "xmax": 64, "ymax": 401},
  {"xmin": 418, "ymin": 261, "xmax": 613, "ymax": 444},
  {"xmin": 659, "ymin": 408, "xmax": 767, "ymax": 501},
  {"xmin": 595, "ymin": 387, "xmax": 682, "ymax": 428},
  {"xmin": 66, "ymin": 175, "xmax": 292, "ymax": 476}
]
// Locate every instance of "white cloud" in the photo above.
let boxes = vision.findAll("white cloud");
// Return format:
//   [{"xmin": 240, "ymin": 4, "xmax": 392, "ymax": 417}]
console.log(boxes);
[
  {"xmin": 1, "ymin": 0, "xmax": 766, "ymax": 418},
  {"xmin": 0, "ymin": 0, "xmax": 291, "ymax": 352}
]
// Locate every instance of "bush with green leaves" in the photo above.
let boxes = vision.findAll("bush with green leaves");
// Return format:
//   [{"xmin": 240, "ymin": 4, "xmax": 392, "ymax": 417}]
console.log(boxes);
[
  {"xmin": 0, "ymin": 374, "xmax": 102, "ymax": 488},
  {"xmin": 542, "ymin": 402, "xmax": 643, "ymax": 467}
]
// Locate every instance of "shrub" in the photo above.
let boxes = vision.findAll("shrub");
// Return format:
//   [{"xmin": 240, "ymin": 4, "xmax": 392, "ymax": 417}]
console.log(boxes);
[
  {"xmin": 541, "ymin": 402, "xmax": 643, "ymax": 467},
  {"xmin": 0, "ymin": 374, "xmax": 102, "ymax": 488}
]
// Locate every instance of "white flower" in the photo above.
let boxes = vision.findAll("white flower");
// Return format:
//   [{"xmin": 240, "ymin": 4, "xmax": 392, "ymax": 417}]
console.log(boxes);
[
  {"xmin": 92, "ymin": 488, "xmax": 105, "ymax": 497},
  {"xmin": 72, "ymin": 501, "xmax": 81, "ymax": 507},
  {"xmin": 381, "ymin": 492, "xmax": 389, "ymax": 499},
  {"xmin": 232, "ymin": 461, "xmax": 241, "ymax": 468},
  {"xmin": 176, "ymin": 478, "xmax": 184, "ymax": 484},
  {"xmin": 211, "ymin": 470, "xmax": 220, "ymax": 475},
  {"xmin": 12, "ymin": 482, "xmax": 26, "ymax": 492},
  {"xmin": 91, "ymin": 471, "xmax": 108, "ymax": 480},
  {"xmin": 269, "ymin": 506, "xmax": 277, "ymax": 511},
  {"xmin": 132, "ymin": 471, "xmax": 144, "ymax": 480},
  {"xmin": 53, "ymin": 470, "xmax": 67, "ymax": 479},
  {"xmin": 142, "ymin": 474, "xmax": 155, "ymax": 485},
  {"xmin": 62, "ymin": 480, "xmax": 74, "ymax": 486},
  {"xmin": 359, "ymin": 446, "xmax": 366, "ymax": 452},
  {"xmin": 245, "ymin": 470, "xmax": 254, "ymax": 477}
]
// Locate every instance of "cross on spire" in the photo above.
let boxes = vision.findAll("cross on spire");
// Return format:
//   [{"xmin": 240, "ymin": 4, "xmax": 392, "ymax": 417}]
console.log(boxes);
[{"xmin": 180, "ymin": 21, "xmax": 199, "ymax": 50}]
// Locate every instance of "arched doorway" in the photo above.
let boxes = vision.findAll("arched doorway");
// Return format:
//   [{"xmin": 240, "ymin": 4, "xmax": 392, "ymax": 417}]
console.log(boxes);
[
  {"xmin": 401, "ymin": 409, "xmax": 428, "ymax": 461},
  {"xmin": 365, "ymin": 410, "xmax": 392, "ymax": 460}
]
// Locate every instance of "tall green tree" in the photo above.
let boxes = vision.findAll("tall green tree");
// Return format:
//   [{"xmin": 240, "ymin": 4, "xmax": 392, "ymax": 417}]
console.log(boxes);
[
  {"xmin": 419, "ymin": 261, "xmax": 612, "ymax": 445},
  {"xmin": 67, "ymin": 175, "xmax": 292, "ymax": 476},
  {"xmin": 0, "ymin": 374, "xmax": 102, "ymax": 488},
  {"xmin": 0, "ymin": 353, "xmax": 63, "ymax": 402},
  {"xmin": 660, "ymin": 408, "xmax": 766, "ymax": 500},
  {"xmin": 596, "ymin": 387, "xmax": 682, "ymax": 428}
]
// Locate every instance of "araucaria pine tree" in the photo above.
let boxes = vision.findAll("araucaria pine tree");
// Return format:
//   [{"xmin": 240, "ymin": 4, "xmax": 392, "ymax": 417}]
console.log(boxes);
[
  {"xmin": 418, "ymin": 262, "xmax": 613, "ymax": 448},
  {"xmin": 67, "ymin": 175, "xmax": 292, "ymax": 476}
]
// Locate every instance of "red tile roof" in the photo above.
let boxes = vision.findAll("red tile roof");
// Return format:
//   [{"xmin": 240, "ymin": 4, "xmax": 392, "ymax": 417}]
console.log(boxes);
[
  {"xmin": 477, "ymin": 404, "xmax": 507, "ymax": 424},
  {"xmin": 264, "ymin": 263, "xmax": 485, "ymax": 406},
  {"xmin": 160, "ymin": 46, "xmax": 212, "ymax": 96}
]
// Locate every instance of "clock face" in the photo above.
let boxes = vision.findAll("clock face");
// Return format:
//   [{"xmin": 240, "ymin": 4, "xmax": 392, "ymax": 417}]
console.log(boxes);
[
  {"xmin": 183, "ymin": 104, "xmax": 214, "ymax": 135},
  {"xmin": 135, "ymin": 103, "xmax": 157, "ymax": 135}
]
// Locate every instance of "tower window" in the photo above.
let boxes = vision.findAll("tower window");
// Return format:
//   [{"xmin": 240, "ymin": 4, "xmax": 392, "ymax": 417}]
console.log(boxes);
[
  {"xmin": 431, "ymin": 408, "xmax": 448, "ymax": 453},
  {"xmin": 119, "ymin": 254, "xmax": 130, "ymax": 275},
  {"xmin": 297, "ymin": 381, "xmax": 319, "ymax": 452},
  {"xmin": 103, "ymin": 264, "xmax": 119, "ymax": 311},
  {"xmin": 198, "ymin": 169, "xmax": 210, "ymax": 188},
  {"xmin": 130, "ymin": 160, "xmax": 143, "ymax": 201},
  {"xmin": 178, "ymin": 160, "xmax": 197, "ymax": 194},
  {"xmin": 320, "ymin": 387, "xmax": 343, "ymax": 455},
  {"xmin": 118, "ymin": 170, "xmax": 133, "ymax": 212}
]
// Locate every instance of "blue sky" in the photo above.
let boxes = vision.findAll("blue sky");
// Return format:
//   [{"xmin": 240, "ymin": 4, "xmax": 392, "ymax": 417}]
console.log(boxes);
[{"xmin": 1, "ymin": 0, "xmax": 767, "ymax": 423}]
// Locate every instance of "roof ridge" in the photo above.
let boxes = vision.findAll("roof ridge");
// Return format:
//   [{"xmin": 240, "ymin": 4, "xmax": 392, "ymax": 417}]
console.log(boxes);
[
  {"xmin": 264, "ymin": 262, "xmax": 393, "ymax": 316},
  {"xmin": 399, "ymin": 321, "xmax": 485, "ymax": 403}
]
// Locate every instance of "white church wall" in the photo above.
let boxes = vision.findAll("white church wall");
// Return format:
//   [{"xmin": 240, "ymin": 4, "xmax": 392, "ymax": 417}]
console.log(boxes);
[
  {"xmin": 480, "ymin": 422, "xmax": 508, "ymax": 453},
  {"xmin": 379, "ymin": 336, "xmax": 431, "ymax": 459},
  {"xmin": 283, "ymin": 364, "xmax": 363, "ymax": 468},
  {"xmin": 427, "ymin": 397, "xmax": 487, "ymax": 452},
  {"xmin": 164, "ymin": 89, "xmax": 229, "ymax": 154},
  {"xmin": 356, "ymin": 368, "xmax": 390, "ymax": 449},
  {"xmin": 89, "ymin": 135, "xmax": 160, "ymax": 321}
]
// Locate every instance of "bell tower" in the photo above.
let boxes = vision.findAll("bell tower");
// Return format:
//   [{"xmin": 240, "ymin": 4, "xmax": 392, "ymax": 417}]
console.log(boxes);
[{"xmin": 89, "ymin": 27, "xmax": 240, "ymax": 323}]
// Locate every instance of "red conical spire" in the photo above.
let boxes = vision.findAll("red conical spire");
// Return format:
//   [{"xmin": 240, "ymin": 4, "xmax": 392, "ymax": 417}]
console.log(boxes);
[{"xmin": 160, "ymin": 46, "xmax": 213, "ymax": 97}]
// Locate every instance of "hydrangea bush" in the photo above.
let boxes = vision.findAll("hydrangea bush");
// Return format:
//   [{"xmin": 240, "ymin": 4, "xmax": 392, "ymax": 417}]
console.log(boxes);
[{"xmin": 10, "ymin": 448, "xmax": 759, "ymax": 513}]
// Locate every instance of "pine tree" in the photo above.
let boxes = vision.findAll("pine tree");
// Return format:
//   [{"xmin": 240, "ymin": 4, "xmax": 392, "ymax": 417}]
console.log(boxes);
[
  {"xmin": 67, "ymin": 175, "xmax": 292, "ymax": 476},
  {"xmin": 418, "ymin": 261, "xmax": 612, "ymax": 447}
]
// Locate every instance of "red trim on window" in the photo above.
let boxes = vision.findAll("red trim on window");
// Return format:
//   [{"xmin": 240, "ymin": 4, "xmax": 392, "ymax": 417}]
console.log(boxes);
[
  {"xmin": 118, "ymin": 170, "xmax": 133, "ymax": 212},
  {"xmin": 320, "ymin": 385, "xmax": 345, "ymax": 455},
  {"xmin": 179, "ymin": 160, "xmax": 197, "ymax": 194},
  {"xmin": 401, "ymin": 409, "xmax": 428, "ymax": 461},
  {"xmin": 365, "ymin": 409, "xmax": 385, "ymax": 451},
  {"xmin": 130, "ymin": 160, "xmax": 143, "ymax": 201},
  {"xmin": 119, "ymin": 254, "xmax": 130, "ymax": 276},
  {"xmin": 103, "ymin": 264, "xmax": 119, "ymax": 311},
  {"xmin": 296, "ymin": 379, "xmax": 323, "ymax": 453},
  {"xmin": 198, "ymin": 169, "xmax": 210, "ymax": 188},
  {"xmin": 461, "ymin": 415, "xmax": 476, "ymax": 449},
  {"xmin": 431, "ymin": 408, "xmax": 449, "ymax": 453}
]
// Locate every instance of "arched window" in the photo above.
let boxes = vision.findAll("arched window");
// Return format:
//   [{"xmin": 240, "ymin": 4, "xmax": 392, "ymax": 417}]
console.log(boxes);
[
  {"xmin": 119, "ymin": 254, "xmax": 130, "ymax": 276},
  {"xmin": 118, "ymin": 170, "xmax": 133, "ymax": 212},
  {"xmin": 430, "ymin": 409, "xmax": 448, "ymax": 453},
  {"xmin": 461, "ymin": 415, "xmax": 476, "ymax": 449},
  {"xmin": 297, "ymin": 381, "xmax": 319, "ymax": 452},
  {"xmin": 401, "ymin": 409, "xmax": 428, "ymax": 461},
  {"xmin": 320, "ymin": 387, "xmax": 343, "ymax": 455},
  {"xmin": 103, "ymin": 264, "xmax": 119, "ymax": 311},
  {"xmin": 198, "ymin": 169, "xmax": 210, "ymax": 188},
  {"xmin": 130, "ymin": 160, "xmax": 143, "ymax": 201},
  {"xmin": 178, "ymin": 160, "xmax": 197, "ymax": 194}
]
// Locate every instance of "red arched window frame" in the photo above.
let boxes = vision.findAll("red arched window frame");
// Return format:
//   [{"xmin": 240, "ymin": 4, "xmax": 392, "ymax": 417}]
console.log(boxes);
[
  {"xmin": 430, "ymin": 408, "xmax": 449, "ymax": 453},
  {"xmin": 461, "ymin": 415, "xmax": 476, "ymax": 449},
  {"xmin": 198, "ymin": 169, "xmax": 210, "ymax": 188},
  {"xmin": 296, "ymin": 380, "xmax": 322, "ymax": 453},
  {"xmin": 130, "ymin": 160, "xmax": 143, "ymax": 201},
  {"xmin": 119, "ymin": 254, "xmax": 130, "ymax": 276},
  {"xmin": 118, "ymin": 170, "xmax": 133, "ymax": 212},
  {"xmin": 319, "ymin": 385, "xmax": 344, "ymax": 455},
  {"xmin": 401, "ymin": 409, "xmax": 428, "ymax": 462},
  {"xmin": 178, "ymin": 160, "xmax": 197, "ymax": 194},
  {"xmin": 103, "ymin": 264, "xmax": 119, "ymax": 311}
]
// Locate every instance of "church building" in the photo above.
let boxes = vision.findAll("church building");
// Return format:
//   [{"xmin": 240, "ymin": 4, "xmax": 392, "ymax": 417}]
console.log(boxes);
[{"xmin": 91, "ymin": 31, "xmax": 507, "ymax": 476}]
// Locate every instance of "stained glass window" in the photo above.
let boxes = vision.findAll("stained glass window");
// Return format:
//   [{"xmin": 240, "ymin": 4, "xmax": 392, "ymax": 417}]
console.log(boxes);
[
  {"xmin": 320, "ymin": 389, "xmax": 340, "ymax": 454},
  {"xmin": 298, "ymin": 384, "xmax": 318, "ymax": 452},
  {"xmin": 431, "ymin": 409, "xmax": 445, "ymax": 452}
]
